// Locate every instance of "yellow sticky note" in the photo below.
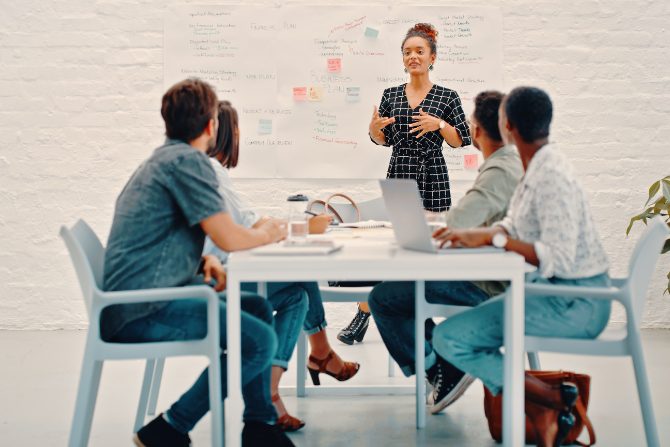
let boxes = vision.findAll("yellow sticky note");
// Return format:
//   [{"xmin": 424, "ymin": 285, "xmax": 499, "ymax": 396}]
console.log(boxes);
[{"xmin": 308, "ymin": 86, "xmax": 323, "ymax": 102}]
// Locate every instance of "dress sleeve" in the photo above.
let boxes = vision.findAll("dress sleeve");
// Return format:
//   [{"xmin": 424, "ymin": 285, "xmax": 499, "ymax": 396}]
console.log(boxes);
[
  {"xmin": 370, "ymin": 88, "xmax": 393, "ymax": 147},
  {"xmin": 444, "ymin": 92, "xmax": 471, "ymax": 147}
]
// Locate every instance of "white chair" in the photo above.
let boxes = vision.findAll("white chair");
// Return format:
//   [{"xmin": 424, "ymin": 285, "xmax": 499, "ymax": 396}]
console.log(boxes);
[
  {"xmin": 61, "ymin": 220, "xmax": 224, "ymax": 447},
  {"xmin": 524, "ymin": 217, "xmax": 668, "ymax": 447}
]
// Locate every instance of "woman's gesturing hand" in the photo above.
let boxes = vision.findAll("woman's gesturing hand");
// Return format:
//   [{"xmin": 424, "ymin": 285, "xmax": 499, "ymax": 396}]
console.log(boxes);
[
  {"xmin": 369, "ymin": 105, "xmax": 395, "ymax": 142},
  {"xmin": 409, "ymin": 108, "xmax": 441, "ymax": 138}
]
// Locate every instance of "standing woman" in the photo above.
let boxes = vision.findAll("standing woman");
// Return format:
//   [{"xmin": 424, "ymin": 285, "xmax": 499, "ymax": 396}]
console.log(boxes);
[
  {"xmin": 369, "ymin": 22, "xmax": 471, "ymax": 211},
  {"xmin": 338, "ymin": 23, "xmax": 472, "ymax": 346}
]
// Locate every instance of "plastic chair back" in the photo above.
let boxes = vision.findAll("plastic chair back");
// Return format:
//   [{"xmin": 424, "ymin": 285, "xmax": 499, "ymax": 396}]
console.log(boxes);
[
  {"xmin": 60, "ymin": 220, "xmax": 105, "ymax": 316},
  {"xmin": 626, "ymin": 217, "xmax": 669, "ymax": 326}
]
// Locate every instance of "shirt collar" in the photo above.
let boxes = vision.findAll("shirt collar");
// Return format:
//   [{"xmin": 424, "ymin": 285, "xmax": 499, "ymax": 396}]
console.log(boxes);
[{"xmin": 478, "ymin": 144, "xmax": 515, "ymax": 172}]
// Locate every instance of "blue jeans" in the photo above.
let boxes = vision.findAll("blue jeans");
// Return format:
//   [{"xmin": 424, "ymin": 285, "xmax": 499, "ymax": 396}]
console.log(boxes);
[
  {"xmin": 110, "ymin": 292, "xmax": 278, "ymax": 432},
  {"xmin": 433, "ymin": 273, "xmax": 612, "ymax": 395},
  {"xmin": 368, "ymin": 280, "xmax": 491, "ymax": 377},
  {"xmin": 243, "ymin": 282, "xmax": 309, "ymax": 370}
]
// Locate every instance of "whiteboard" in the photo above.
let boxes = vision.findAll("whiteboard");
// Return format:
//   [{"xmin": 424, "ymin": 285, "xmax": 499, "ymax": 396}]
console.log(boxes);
[{"xmin": 164, "ymin": 5, "xmax": 502, "ymax": 179}]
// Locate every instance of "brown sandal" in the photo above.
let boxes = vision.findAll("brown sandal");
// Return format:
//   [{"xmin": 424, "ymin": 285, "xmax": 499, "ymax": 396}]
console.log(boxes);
[
  {"xmin": 307, "ymin": 350, "xmax": 360, "ymax": 385},
  {"xmin": 272, "ymin": 394, "xmax": 305, "ymax": 432}
]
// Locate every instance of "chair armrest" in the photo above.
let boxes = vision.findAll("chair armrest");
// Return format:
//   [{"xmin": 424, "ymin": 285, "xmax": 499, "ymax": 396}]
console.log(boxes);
[
  {"xmin": 524, "ymin": 283, "xmax": 622, "ymax": 301},
  {"xmin": 96, "ymin": 285, "xmax": 220, "ymax": 307}
]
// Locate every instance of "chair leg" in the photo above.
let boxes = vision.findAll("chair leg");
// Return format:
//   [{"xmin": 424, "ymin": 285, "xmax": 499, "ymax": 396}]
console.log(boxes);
[
  {"xmin": 134, "ymin": 359, "xmax": 156, "ymax": 432},
  {"xmin": 68, "ymin": 356, "xmax": 103, "ymax": 447},
  {"xmin": 387, "ymin": 353, "xmax": 396, "ymax": 377},
  {"xmin": 209, "ymin": 353, "xmax": 224, "ymax": 447},
  {"xmin": 147, "ymin": 358, "xmax": 165, "ymax": 416},
  {"xmin": 414, "ymin": 281, "xmax": 426, "ymax": 429},
  {"xmin": 527, "ymin": 352, "xmax": 541, "ymax": 370},
  {"xmin": 297, "ymin": 331, "xmax": 307, "ymax": 397},
  {"xmin": 629, "ymin": 333, "xmax": 660, "ymax": 447}
]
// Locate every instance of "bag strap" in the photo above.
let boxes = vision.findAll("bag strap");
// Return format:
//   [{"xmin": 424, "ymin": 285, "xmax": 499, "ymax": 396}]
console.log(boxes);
[
  {"xmin": 325, "ymin": 193, "xmax": 360, "ymax": 222},
  {"xmin": 573, "ymin": 397, "xmax": 596, "ymax": 446},
  {"xmin": 306, "ymin": 199, "xmax": 345, "ymax": 223}
]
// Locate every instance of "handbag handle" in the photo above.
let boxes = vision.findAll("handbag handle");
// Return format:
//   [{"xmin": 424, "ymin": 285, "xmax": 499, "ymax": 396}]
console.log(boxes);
[
  {"xmin": 573, "ymin": 397, "xmax": 596, "ymax": 446},
  {"xmin": 306, "ymin": 193, "xmax": 360, "ymax": 224}
]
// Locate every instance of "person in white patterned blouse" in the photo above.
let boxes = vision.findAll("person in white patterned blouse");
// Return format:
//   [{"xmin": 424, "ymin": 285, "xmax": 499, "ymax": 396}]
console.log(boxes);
[{"xmin": 431, "ymin": 87, "xmax": 611, "ymax": 447}]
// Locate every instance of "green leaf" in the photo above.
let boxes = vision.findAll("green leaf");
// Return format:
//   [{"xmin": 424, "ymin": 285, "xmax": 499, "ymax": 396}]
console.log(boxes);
[
  {"xmin": 662, "ymin": 179, "xmax": 670, "ymax": 202},
  {"xmin": 645, "ymin": 180, "xmax": 660, "ymax": 206},
  {"xmin": 653, "ymin": 197, "xmax": 667, "ymax": 214}
]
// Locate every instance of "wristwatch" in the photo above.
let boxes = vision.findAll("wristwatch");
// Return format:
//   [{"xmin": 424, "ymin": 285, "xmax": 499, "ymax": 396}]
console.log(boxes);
[
  {"xmin": 492, "ymin": 232, "xmax": 508, "ymax": 249},
  {"xmin": 439, "ymin": 120, "xmax": 446, "ymax": 130}
]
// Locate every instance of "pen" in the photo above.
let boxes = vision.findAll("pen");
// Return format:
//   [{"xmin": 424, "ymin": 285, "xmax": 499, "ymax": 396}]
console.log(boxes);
[{"xmin": 304, "ymin": 210, "xmax": 318, "ymax": 216}]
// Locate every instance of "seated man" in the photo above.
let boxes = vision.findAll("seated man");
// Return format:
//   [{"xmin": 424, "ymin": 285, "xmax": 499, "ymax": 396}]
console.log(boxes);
[
  {"xmin": 368, "ymin": 90, "xmax": 524, "ymax": 414},
  {"xmin": 101, "ymin": 78, "xmax": 293, "ymax": 447},
  {"xmin": 432, "ymin": 86, "xmax": 611, "ymax": 447}
]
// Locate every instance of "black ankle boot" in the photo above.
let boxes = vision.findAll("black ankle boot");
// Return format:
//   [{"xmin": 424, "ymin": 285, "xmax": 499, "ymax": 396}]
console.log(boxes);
[{"xmin": 337, "ymin": 308, "xmax": 371, "ymax": 345}]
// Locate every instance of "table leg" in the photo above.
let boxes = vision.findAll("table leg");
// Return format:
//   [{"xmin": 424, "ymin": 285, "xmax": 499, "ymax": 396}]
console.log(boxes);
[
  {"xmin": 226, "ymin": 277, "xmax": 243, "ymax": 447},
  {"xmin": 415, "ymin": 280, "xmax": 426, "ymax": 429},
  {"xmin": 503, "ymin": 271, "xmax": 525, "ymax": 446}
]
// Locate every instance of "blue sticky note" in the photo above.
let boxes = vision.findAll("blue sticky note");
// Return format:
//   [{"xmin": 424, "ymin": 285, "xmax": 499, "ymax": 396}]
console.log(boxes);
[
  {"xmin": 364, "ymin": 27, "xmax": 379, "ymax": 38},
  {"xmin": 258, "ymin": 119, "xmax": 272, "ymax": 135},
  {"xmin": 346, "ymin": 87, "xmax": 361, "ymax": 103}
]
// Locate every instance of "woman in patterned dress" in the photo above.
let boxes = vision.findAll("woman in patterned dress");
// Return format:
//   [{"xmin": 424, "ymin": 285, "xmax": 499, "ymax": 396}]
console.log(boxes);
[
  {"xmin": 338, "ymin": 23, "xmax": 473, "ymax": 346},
  {"xmin": 368, "ymin": 22, "xmax": 471, "ymax": 212}
]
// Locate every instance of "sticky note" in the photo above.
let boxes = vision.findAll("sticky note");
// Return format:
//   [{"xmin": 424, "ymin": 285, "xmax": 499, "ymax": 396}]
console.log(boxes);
[
  {"xmin": 464, "ymin": 154, "xmax": 479, "ymax": 170},
  {"xmin": 327, "ymin": 58, "xmax": 342, "ymax": 73},
  {"xmin": 346, "ymin": 86, "xmax": 360, "ymax": 103},
  {"xmin": 364, "ymin": 27, "xmax": 379, "ymax": 38},
  {"xmin": 293, "ymin": 87, "xmax": 307, "ymax": 102},
  {"xmin": 258, "ymin": 119, "xmax": 272, "ymax": 135},
  {"xmin": 308, "ymin": 86, "xmax": 323, "ymax": 102}
]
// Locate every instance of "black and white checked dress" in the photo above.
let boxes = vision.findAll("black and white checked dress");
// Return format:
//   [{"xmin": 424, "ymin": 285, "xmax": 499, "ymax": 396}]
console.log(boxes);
[{"xmin": 375, "ymin": 84, "xmax": 471, "ymax": 212}]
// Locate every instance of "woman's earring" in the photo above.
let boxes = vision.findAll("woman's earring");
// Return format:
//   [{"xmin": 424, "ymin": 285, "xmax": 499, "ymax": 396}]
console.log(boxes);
[
  {"xmin": 429, "ymin": 64, "xmax": 434, "ymax": 71},
  {"xmin": 404, "ymin": 67, "xmax": 408, "ymax": 73}
]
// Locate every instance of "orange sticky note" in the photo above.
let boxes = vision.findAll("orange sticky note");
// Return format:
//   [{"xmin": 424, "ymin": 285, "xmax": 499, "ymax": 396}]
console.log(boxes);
[
  {"xmin": 293, "ymin": 87, "xmax": 307, "ymax": 102},
  {"xmin": 327, "ymin": 58, "xmax": 342, "ymax": 73},
  {"xmin": 464, "ymin": 154, "xmax": 479, "ymax": 170}
]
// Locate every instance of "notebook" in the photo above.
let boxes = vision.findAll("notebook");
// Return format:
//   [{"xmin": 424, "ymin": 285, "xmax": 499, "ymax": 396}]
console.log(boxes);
[
  {"xmin": 336, "ymin": 220, "xmax": 392, "ymax": 229},
  {"xmin": 250, "ymin": 240, "xmax": 343, "ymax": 256}
]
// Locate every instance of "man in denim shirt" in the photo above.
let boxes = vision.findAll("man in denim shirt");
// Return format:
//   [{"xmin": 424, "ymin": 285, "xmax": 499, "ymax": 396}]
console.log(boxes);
[{"xmin": 102, "ymin": 79, "xmax": 293, "ymax": 447}]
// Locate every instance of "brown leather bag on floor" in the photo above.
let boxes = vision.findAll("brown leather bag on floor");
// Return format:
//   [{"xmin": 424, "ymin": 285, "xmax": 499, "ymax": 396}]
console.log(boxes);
[{"xmin": 483, "ymin": 370, "xmax": 596, "ymax": 446}]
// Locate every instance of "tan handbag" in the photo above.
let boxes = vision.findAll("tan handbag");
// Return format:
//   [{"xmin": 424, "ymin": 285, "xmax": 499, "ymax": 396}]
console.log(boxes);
[
  {"xmin": 306, "ymin": 193, "xmax": 360, "ymax": 234},
  {"xmin": 483, "ymin": 370, "xmax": 596, "ymax": 446}
]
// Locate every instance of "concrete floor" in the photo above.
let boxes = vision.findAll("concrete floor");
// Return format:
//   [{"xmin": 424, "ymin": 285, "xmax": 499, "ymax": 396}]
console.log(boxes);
[{"xmin": 1, "ymin": 327, "xmax": 669, "ymax": 446}]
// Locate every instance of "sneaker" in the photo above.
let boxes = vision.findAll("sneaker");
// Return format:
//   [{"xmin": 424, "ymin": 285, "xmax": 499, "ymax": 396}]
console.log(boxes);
[
  {"xmin": 242, "ymin": 421, "xmax": 295, "ymax": 447},
  {"xmin": 427, "ymin": 356, "xmax": 475, "ymax": 414},
  {"xmin": 336, "ymin": 307, "xmax": 371, "ymax": 345},
  {"xmin": 133, "ymin": 414, "xmax": 191, "ymax": 447}
]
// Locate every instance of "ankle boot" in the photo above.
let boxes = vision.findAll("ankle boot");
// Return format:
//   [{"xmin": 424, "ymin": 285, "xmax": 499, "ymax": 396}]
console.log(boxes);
[{"xmin": 337, "ymin": 307, "xmax": 370, "ymax": 345}]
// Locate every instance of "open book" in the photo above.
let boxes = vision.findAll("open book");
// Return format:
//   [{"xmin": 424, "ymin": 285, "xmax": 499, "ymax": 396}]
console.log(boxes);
[{"xmin": 335, "ymin": 220, "xmax": 392, "ymax": 229}]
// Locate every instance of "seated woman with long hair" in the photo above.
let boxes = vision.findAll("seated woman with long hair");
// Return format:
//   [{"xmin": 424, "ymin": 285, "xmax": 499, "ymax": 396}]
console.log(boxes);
[{"xmin": 203, "ymin": 101, "xmax": 360, "ymax": 432}]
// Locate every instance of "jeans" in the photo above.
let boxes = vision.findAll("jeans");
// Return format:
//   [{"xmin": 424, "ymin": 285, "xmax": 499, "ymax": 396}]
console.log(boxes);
[
  {"xmin": 243, "ymin": 282, "xmax": 309, "ymax": 370},
  {"xmin": 433, "ymin": 272, "xmax": 612, "ymax": 395},
  {"xmin": 368, "ymin": 280, "xmax": 491, "ymax": 377},
  {"xmin": 110, "ymin": 292, "xmax": 278, "ymax": 432}
]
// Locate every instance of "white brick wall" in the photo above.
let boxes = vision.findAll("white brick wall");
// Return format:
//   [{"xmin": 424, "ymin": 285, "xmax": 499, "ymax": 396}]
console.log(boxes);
[{"xmin": 1, "ymin": 0, "xmax": 668, "ymax": 330}]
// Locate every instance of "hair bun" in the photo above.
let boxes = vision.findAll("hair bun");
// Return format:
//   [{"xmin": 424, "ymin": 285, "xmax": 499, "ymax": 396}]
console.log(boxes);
[{"xmin": 412, "ymin": 23, "xmax": 438, "ymax": 42}]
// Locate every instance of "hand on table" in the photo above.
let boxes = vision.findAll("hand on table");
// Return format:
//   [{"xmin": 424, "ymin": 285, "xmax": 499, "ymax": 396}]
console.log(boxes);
[
  {"xmin": 432, "ymin": 227, "xmax": 497, "ymax": 248},
  {"xmin": 259, "ymin": 218, "xmax": 288, "ymax": 243}
]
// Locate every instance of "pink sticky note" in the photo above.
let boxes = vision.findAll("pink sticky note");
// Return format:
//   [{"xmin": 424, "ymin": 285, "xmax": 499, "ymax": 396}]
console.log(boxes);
[
  {"xmin": 464, "ymin": 154, "xmax": 479, "ymax": 170},
  {"xmin": 327, "ymin": 58, "xmax": 342, "ymax": 73},
  {"xmin": 293, "ymin": 87, "xmax": 307, "ymax": 102}
]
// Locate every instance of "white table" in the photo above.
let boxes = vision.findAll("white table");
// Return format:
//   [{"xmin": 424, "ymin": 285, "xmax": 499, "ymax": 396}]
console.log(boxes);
[{"xmin": 225, "ymin": 236, "xmax": 526, "ymax": 446}]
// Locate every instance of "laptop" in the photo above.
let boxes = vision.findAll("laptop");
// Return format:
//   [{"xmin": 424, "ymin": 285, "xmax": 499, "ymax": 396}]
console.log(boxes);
[{"xmin": 379, "ymin": 179, "xmax": 502, "ymax": 255}]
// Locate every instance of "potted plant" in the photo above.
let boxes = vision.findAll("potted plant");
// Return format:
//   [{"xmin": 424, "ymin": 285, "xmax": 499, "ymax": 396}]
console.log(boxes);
[{"xmin": 626, "ymin": 176, "xmax": 670, "ymax": 293}]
